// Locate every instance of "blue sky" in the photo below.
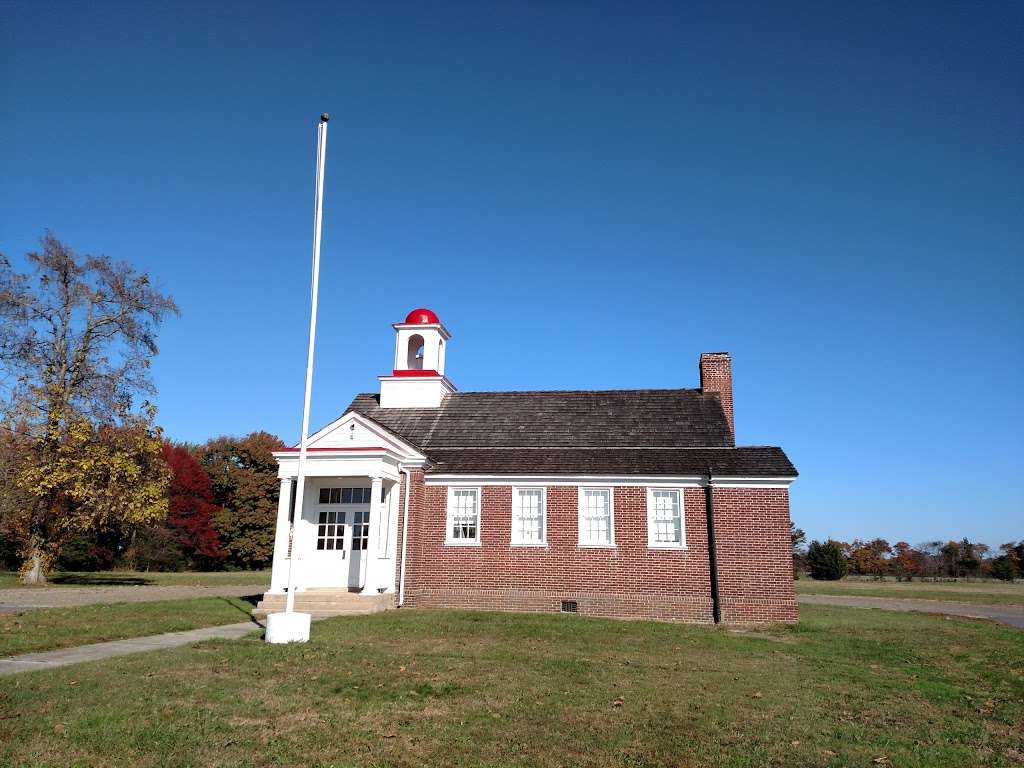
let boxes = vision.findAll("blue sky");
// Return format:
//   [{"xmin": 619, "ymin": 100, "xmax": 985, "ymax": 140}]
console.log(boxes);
[{"xmin": 2, "ymin": 1, "xmax": 1021, "ymax": 546}]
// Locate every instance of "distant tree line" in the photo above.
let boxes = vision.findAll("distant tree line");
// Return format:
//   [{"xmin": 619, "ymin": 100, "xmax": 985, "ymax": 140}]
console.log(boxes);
[{"xmin": 791, "ymin": 524, "xmax": 1023, "ymax": 582}]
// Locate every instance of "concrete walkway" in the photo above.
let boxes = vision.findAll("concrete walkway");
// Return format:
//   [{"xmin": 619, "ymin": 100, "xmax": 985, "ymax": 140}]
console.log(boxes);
[
  {"xmin": 798, "ymin": 594, "xmax": 1024, "ymax": 630},
  {"xmin": 0, "ymin": 584, "xmax": 267, "ymax": 612},
  {"xmin": 0, "ymin": 620, "xmax": 264, "ymax": 676}
]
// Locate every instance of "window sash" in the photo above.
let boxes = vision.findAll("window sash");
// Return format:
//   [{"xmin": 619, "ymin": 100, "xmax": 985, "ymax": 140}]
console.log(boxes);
[
  {"xmin": 447, "ymin": 488, "xmax": 480, "ymax": 544},
  {"xmin": 648, "ymin": 489, "xmax": 684, "ymax": 547},
  {"xmin": 512, "ymin": 488, "xmax": 545, "ymax": 545},
  {"xmin": 315, "ymin": 509, "xmax": 346, "ymax": 553},
  {"xmin": 350, "ymin": 509, "xmax": 369, "ymax": 551},
  {"xmin": 579, "ymin": 488, "xmax": 613, "ymax": 546},
  {"xmin": 319, "ymin": 487, "xmax": 370, "ymax": 505}
]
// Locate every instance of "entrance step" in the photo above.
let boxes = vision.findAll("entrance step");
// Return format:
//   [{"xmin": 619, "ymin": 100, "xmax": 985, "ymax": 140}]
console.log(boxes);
[{"xmin": 253, "ymin": 590, "xmax": 393, "ymax": 618}]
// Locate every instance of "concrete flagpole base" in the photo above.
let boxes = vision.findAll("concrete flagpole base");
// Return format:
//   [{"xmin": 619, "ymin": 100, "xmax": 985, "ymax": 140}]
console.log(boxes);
[{"xmin": 264, "ymin": 611, "xmax": 311, "ymax": 644}]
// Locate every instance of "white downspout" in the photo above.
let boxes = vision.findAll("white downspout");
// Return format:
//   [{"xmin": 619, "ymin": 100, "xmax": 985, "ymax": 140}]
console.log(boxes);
[{"xmin": 398, "ymin": 466, "xmax": 412, "ymax": 607}]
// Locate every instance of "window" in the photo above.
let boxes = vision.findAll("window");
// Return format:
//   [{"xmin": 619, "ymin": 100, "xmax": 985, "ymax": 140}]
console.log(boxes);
[
  {"xmin": 319, "ymin": 487, "xmax": 341, "ymax": 504},
  {"xmin": 447, "ymin": 487, "xmax": 480, "ymax": 545},
  {"xmin": 316, "ymin": 509, "xmax": 345, "ymax": 553},
  {"xmin": 512, "ymin": 487, "xmax": 546, "ymax": 545},
  {"xmin": 351, "ymin": 509, "xmax": 369, "ymax": 550},
  {"xmin": 578, "ymin": 488, "xmax": 614, "ymax": 546},
  {"xmin": 647, "ymin": 489, "xmax": 685, "ymax": 548},
  {"xmin": 318, "ymin": 487, "xmax": 371, "ymax": 504}
]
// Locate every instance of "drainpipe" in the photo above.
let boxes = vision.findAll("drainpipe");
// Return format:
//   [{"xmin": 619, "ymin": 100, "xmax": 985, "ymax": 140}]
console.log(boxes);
[
  {"xmin": 398, "ymin": 466, "xmax": 412, "ymax": 607},
  {"xmin": 704, "ymin": 469, "xmax": 722, "ymax": 624}
]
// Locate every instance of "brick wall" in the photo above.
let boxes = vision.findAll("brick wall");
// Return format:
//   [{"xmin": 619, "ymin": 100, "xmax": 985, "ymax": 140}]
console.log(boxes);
[
  {"xmin": 712, "ymin": 486, "xmax": 798, "ymax": 623},
  {"xmin": 396, "ymin": 475, "xmax": 797, "ymax": 624}
]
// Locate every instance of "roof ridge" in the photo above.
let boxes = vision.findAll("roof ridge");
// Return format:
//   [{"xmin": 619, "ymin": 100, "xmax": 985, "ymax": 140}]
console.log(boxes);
[
  {"xmin": 427, "ymin": 446, "xmax": 782, "ymax": 450},
  {"xmin": 439, "ymin": 387, "xmax": 704, "ymax": 396},
  {"xmin": 352, "ymin": 388, "xmax": 705, "ymax": 397}
]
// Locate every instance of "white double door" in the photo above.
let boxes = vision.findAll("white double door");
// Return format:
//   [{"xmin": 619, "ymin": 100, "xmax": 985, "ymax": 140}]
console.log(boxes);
[{"xmin": 312, "ymin": 497, "xmax": 369, "ymax": 590}]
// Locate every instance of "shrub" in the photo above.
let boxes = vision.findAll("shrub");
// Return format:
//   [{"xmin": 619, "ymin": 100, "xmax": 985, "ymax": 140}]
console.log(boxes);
[
  {"xmin": 122, "ymin": 525, "xmax": 186, "ymax": 572},
  {"xmin": 55, "ymin": 534, "xmax": 115, "ymax": 571},
  {"xmin": 807, "ymin": 540, "xmax": 848, "ymax": 580}
]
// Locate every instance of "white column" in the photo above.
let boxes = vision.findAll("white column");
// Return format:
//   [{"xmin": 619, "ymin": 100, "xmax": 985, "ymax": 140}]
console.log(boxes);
[
  {"xmin": 269, "ymin": 477, "xmax": 294, "ymax": 593},
  {"xmin": 361, "ymin": 475, "xmax": 384, "ymax": 594},
  {"xmin": 380, "ymin": 480, "xmax": 399, "ymax": 593}
]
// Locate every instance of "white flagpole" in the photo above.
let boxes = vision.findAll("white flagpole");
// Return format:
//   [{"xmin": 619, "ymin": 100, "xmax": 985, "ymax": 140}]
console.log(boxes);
[{"xmin": 284, "ymin": 113, "xmax": 329, "ymax": 616}]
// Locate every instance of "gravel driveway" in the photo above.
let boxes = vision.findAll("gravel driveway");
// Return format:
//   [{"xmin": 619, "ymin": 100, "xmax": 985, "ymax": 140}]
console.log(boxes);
[
  {"xmin": 798, "ymin": 594, "xmax": 1024, "ymax": 630},
  {"xmin": 0, "ymin": 584, "xmax": 267, "ymax": 612}
]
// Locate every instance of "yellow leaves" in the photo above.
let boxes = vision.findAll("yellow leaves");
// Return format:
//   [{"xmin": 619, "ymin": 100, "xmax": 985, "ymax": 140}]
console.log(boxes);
[{"xmin": 12, "ymin": 411, "xmax": 171, "ymax": 549}]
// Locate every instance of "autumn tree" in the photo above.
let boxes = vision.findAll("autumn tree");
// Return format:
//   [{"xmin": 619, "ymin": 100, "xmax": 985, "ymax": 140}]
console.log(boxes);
[
  {"xmin": 158, "ymin": 443, "xmax": 223, "ymax": 568},
  {"xmin": 1001, "ymin": 541, "xmax": 1023, "ymax": 571},
  {"xmin": 0, "ymin": 234, "xmax": 178, "ymax": 582},
  {"xmin": 0, "ymin": 427, "xmax": 30, "ymax": 570},
  {"xmin": 848, "ymin": 538, "xmax": 892, "ymax": 578},
  {"xmin": 197, "ymin": 431, "xmax": 284, "ymax": 569},
  {"xmin": 891, "ymin": 541, "xmax": 925, "ymax": 581},
  {"xmin": 991, "ymin": 542, "xmax": 1021, "ymax": 582}
]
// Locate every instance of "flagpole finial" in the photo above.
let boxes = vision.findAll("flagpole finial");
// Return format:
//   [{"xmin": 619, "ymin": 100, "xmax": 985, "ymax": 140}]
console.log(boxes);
[{"xmin": 320, "ymin": 113, "xmax": 330, "ymax": 123}]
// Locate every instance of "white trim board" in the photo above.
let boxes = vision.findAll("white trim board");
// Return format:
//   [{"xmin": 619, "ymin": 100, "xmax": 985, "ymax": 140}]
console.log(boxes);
[{"xmin": 423, "ymin": 474, "xmax": 795, "ymax": 488}]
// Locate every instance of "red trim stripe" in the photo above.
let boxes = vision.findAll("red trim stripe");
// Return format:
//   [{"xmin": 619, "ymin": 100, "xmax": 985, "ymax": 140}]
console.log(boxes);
[
  {"xmin": 276, "ymin": 446, "xmax": 388, "ymax": 453},
  {"xmin": 389, "ymin": 369, "xmax": 441, "ymax": 377}
]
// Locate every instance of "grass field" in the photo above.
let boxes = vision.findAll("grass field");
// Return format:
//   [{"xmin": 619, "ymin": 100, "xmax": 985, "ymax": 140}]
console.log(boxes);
[
  {"xmin": 2, "ymin": 605, "xmax": 1022, "ymax": 767},
  {"xmin": 795, "ymin": 577, "xmax": 1024, "ymax": 606},
  {"xmin": 0, "ymin": 596, "xmax": 259, "ymax": 657},
  {"xmin": 0, "ymin": 569, "xmax": 272, "ymax": 589}
]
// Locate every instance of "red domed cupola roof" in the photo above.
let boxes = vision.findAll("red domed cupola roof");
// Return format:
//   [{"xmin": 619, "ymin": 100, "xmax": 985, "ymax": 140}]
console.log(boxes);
[{"xmin": 404, "ymin": 307, "xmax": 440, "ymax": 324}]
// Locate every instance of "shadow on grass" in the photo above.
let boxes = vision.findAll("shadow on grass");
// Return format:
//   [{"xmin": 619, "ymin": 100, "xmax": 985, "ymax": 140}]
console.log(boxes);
[
  {"xmin": 49, "ymin": 573, "xmax": 153, "ymax": 586},
  {"xmin": 221, "ymin": 595, "xmax": 265, "ymax": 627}
]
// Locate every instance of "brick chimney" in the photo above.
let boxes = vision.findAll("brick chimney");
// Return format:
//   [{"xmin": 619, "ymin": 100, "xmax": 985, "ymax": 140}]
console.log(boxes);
[{"xmin": 700, "ymin": 352, "xmax": 734, "ymax": 440}]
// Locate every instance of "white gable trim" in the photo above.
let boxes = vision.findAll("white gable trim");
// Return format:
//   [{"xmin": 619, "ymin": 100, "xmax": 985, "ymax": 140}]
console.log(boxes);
[
  {"xmin": 423, "ymin": 474, "xmax": 796, "ymax": 488},
  {"xmin": 301, "ymin": 411, "xmax": 425, "ymax": 460}
]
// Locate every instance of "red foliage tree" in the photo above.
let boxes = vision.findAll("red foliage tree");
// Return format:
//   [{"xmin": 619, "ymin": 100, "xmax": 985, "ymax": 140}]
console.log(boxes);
[{"xmin": 162, "ymin": 443, "xmax": 223, "ymax": 565}]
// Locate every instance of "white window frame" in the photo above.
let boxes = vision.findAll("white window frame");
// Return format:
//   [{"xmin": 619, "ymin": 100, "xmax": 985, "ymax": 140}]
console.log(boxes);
[
  {"xmin": 646, "ymin": 488, "xmax": 686, "ymax": 549},
  {"xmin": 511, "ymin": 487, "xmax": 547, "ymax": 546},
  {"xmin": 577, "ymin": 487, "xmax": 615, "ymax": 547},
  {"xmin": 446, "ymin": 486, "xmax": 481, "ymax": 546}
]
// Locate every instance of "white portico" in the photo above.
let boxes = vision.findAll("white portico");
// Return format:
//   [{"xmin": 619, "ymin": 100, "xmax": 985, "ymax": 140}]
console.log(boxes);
[{"xmin": 267, "ymin": 413, "xmax": 426, "ymax": 597}]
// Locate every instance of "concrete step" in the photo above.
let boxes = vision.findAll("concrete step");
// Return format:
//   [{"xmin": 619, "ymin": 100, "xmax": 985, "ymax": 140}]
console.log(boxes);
[{"xmin": 253, "ymin": 591, "xmax": 393, "ymax": 618}]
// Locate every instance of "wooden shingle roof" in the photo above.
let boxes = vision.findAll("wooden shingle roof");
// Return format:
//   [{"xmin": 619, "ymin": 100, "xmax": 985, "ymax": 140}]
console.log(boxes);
[{"xmin": 344, "ymin": 389, "xmax": 796, "ymax": 477}]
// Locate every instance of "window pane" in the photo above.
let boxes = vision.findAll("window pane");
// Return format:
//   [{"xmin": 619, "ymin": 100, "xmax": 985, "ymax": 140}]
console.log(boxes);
[
  {"xmin": 450, "ymin": 489, "xmax": 479, "ymax": 541},
  {"xmin": 514, "ymin": 489, "xmax": 544, "ymax": 543},
  {"xmin": 341, "ymin": 488, "xmax": 352, "ymax": 504},
  {"xmin": 319, "ymin": 488, "xmax": 329, "ymax": 504},
  {"xmin": 582, "ymin": 489, "xmax": 611, "ymax": 544},
  {"xmin": 651, "ymin": 490, "xmax": 681, "ymax": 544}
]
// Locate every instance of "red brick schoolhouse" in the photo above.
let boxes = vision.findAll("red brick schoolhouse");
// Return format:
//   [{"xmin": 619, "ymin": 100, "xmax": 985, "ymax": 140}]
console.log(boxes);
[{"xmin": 258, "ymin": 308, "xmax": 798, "ymax": 624}]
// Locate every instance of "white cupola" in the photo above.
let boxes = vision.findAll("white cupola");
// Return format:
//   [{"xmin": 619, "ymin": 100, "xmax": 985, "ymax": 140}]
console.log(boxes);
[{"xmin": 378, "ymin": 308, "xmax": 455, "ymax": 408}]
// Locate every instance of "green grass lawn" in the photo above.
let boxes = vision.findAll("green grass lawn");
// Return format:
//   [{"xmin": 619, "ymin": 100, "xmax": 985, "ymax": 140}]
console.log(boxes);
[
  {"xmin": 2, "ymin": 606, "xmax": 1022, "ymax": 767},
  {"xmin": 0, "ymin": 596, "xmax": 260, "ymax": 657},
  {"xmin": 0, "ymin": 569, "xmax": 272, "ymax": 589},
  {"xmin": 795, "ymin": 576, "xmax": 1024, "ymax": 606}
]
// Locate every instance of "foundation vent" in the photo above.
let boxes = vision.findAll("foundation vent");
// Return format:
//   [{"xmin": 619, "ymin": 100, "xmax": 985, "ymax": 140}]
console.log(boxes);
[{"xmin": 560, "ymin": 600, "xmax": 579, "ymax": 614}]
